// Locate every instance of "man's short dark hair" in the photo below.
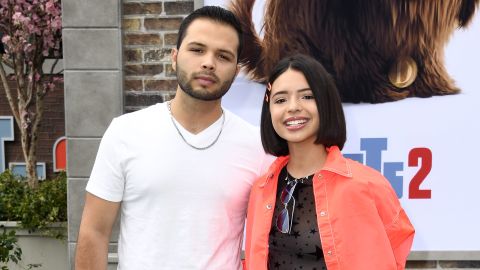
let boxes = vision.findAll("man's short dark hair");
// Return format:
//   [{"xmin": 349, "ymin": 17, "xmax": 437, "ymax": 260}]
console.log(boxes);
[
  {"xmin": 176, "ymin": 6, "xmax": 243, "ymax": 62},
  {"xmin": 261, "ymin": 54, "xmax": 347, "ymax": 156}
]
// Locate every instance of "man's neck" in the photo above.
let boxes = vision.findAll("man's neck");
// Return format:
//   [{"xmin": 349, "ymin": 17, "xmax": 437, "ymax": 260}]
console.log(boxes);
[{"xmin": 168, "ymin": 91, "xmax": 223, "ymax": 134}]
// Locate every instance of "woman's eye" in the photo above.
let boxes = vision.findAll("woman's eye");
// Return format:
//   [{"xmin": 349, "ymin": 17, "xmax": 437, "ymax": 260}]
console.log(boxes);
[
  {"xmin": 303, "ymin": 95, "xmax": 315, "ymax": 100},
  {"xmin": 273, "ymin": 98, "xmax": 286, "ymax": 104}
]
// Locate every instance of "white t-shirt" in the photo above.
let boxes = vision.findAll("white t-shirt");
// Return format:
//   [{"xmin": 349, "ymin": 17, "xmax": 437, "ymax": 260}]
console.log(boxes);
[{"xmin": 86, "ymin": 103, "xmax": 273, "ymax": 270}]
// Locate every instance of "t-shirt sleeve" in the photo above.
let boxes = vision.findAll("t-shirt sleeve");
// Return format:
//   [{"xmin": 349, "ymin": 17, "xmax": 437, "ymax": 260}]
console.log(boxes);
[
  {"xmin": 248, "ymin": 125, "xmax": 275, "ymax": 177},
  {"xmin": 86, "ymin": 118, "xmax": 125, "ymax": 202},
  {"xmin": 258, "ymin": 152, "xmax": 275, "ymax": 176}
]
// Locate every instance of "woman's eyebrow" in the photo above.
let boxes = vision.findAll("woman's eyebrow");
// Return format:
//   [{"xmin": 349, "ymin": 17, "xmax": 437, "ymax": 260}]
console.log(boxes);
[{"xmin": 271, "ymin": 88, "xmax": 311, "ymax": 98}]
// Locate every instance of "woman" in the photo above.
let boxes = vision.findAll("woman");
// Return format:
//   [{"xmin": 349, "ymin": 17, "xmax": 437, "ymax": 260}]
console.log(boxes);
[{"xmin": 244, "ymin": 54, "xmax": 415, "ymax": 270}]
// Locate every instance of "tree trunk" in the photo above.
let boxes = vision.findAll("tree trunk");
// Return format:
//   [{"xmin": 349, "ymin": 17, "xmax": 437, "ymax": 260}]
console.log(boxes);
[
  {"xmin": 19, "ymin": 116, "xmax": 38, "ymax": 188},
  {"xmin": 26, "ymin": 89, "xmax": 44, "ymax": 188},
  {"xmin": 25, "ymin": 154, "xmax": 38, "ymax": 189},
  {"xmin": 2, "ymin": 62, "xmax": 41, "ymax": 188}
]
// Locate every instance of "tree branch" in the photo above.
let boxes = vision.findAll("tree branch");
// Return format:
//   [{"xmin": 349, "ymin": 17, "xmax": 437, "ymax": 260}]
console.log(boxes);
[
  {"xmin": 0, "ymin": 58, "xmax": 14, "ymax": 69},
  {"xmin": 26, "ymin": 68, "xmax": 34, "ymax": 107},
  {"xmin": 13, "ymin": 54, "xmax": 27, "ymax": 102},
  {"xmin": 0, "ymin": 60, "xmax": 21, "ymax": 124},
  {"xmin": 49, "ymin": 58, "xmax": 60, "ymax": 75}
]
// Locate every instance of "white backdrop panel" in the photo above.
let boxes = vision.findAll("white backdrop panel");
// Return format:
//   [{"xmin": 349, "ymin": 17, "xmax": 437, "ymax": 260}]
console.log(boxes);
[{"xmin": 207, "ymin": 0, "xmax": 480, "ymax": 255}]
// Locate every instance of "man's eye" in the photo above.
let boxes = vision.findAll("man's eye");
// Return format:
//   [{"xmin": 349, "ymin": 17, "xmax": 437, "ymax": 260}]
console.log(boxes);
[
  {"xmin": 190, "ymin": 48, "xmax": 203, "ymax": 53},
  {"xmin": 218, "ymin": 54, "xmax": 233, "ymax": 61}
]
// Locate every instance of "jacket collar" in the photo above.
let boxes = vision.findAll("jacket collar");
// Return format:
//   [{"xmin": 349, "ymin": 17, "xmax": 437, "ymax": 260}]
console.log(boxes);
[{"xmin": 259, "ymin": 146, "xmax": 352, "ymax": 187}]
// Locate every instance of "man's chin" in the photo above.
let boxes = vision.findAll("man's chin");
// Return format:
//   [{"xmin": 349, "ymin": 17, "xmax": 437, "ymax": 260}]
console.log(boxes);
[{"xmin": 183, "ymin": 89, "xmax": 224, "ymax": 101}]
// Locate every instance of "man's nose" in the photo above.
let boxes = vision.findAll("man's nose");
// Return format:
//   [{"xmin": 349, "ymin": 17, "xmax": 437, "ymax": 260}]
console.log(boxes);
[{"xmin": 201, "ymin": 53, "xmax": 216, "ymax": 71}]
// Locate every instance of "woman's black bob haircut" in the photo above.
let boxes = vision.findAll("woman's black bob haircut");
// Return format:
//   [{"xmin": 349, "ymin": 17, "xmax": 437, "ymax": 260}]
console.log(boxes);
[{"xmin": 260, "ymin": 54, "xmax": 346, "ymax": 156}]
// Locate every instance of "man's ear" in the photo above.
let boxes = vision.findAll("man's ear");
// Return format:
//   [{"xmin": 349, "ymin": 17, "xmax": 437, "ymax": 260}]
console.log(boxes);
[
  {"xmin": 171, "ymin": 48, "xmax": 178, "ymax": 71},
  {"xmin": 235, "ymin": 64, "xmax": 240, "ymax": 76}
]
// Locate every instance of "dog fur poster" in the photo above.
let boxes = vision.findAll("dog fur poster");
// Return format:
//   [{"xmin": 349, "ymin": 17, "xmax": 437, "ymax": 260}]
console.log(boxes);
[{"xmin": 230, "ymin": 0, "xmax": 479, "ymax": 103}]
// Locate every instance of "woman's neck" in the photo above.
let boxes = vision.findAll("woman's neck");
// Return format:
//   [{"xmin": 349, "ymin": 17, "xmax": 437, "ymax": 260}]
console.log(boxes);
[{"xmin": 287, "ymin": 141, "xmax": 328, "ymax": 178}]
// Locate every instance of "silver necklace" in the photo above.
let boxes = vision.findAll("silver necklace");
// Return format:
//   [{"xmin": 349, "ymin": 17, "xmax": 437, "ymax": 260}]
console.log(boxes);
[
  {"xmin": 285, "ymin": 167, "xmax": 313, "ymax": 184},
  {"xmin": 167, "ymin": 101, "xmax": 225, "ymax": 150}
]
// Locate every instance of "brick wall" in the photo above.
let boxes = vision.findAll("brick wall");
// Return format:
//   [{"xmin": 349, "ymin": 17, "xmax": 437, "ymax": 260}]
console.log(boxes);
[
  {"xmin": 0, "ymin": 78, "xmax": 65, "ymax": 179},
  {"xmin": 120, "ymin": 0, "xmax": 480, "ymax": 268},
  {"xmin": 123, "ymin": 0, "xmax": 194, "ymax": 112}
]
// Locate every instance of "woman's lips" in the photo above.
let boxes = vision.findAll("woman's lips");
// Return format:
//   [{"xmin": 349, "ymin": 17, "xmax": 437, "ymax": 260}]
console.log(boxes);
[{"xmin": 284, "ymin": 117, "xmax": 308, "ymax": 130}]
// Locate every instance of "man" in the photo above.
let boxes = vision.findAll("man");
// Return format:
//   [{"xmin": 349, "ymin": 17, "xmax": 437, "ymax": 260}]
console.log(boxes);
[{"xmin": 75, "ymin": 6, "xmax": 272, "ymax": 270}]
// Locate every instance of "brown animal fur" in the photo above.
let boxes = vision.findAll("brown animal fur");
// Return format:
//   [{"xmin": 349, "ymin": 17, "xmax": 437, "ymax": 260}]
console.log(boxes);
[{"xmin": 230, "ymin": 0, "xmax": 479, "ymax": 103}]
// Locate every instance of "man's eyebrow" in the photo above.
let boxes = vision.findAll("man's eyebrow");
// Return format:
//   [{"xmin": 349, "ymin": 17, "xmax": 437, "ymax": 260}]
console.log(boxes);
[
  {"xmin": 186, "ymin": 42, "xmax": 235, "ymax": 58},
  {"xmin": 186, "ymin": 42, "xmax": 206, "ymax": 47},
  {"xmin": 218, "ymin": 49, "xmax": 235, "ymax": 58}
]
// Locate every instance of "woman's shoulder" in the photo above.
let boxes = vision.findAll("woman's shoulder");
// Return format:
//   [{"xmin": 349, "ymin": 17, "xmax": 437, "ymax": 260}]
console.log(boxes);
[
  {"xmin": 251, "ymin": 171, "xmax": 274, "ymax": 190},
  {"xmin": 349, "ymin": 158, "xmax": 381, "ymax": 173},
  {"xmin": 347, "ymin": 159, "xmax": 390, "ymax": 185},
  {"xmin": 251, "ymin": 156, "xmax": 286, "ymax": 188},
  {"xmin": 346, "ymin": 159, "xmax": 400, "ymax": 202}
]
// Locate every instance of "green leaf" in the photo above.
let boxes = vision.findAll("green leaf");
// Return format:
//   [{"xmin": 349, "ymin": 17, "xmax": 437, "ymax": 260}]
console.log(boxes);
[{"xmin": 0, "ymin": 171, "xmax": 67, "ymax": 266}]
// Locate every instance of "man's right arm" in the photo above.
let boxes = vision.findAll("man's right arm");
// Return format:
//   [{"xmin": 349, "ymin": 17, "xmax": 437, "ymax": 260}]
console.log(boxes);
[{"xmin": 75, "ymin": 192, "xmax": 120, "ymax": 270}]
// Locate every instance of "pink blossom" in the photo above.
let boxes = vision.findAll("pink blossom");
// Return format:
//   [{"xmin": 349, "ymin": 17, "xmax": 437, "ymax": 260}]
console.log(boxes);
[
  {"xmin": 45, "ymin": 0, "xmax": 54, "ymax": 9},
  {"xmin": 1, "ymin": 35, "xmax": 11, "ymax": 44},
  {"xmin": 45, "ymin": 0, "xmax": 59, "ymax": 16},
  {"xmin": 27, "ymin": 23, "xmax": 36, "ymax": 32},
  {"xmin": 12, "ymin": 12, "xmax": 24, "ymax": 24},
  {"xmin": 24, "ymin": 43, "xmax": 34, "ymax": 53},
  {"xmin": 52, "ymin": 76, "xmax": 63, "ymax": 83},
  {"xmin": 51, "ymin": 17, "xmax": 61, "ymax": 29},
  {"xmin": 1, "ymin": 0, "xmax": 62, "ymax": 101}
]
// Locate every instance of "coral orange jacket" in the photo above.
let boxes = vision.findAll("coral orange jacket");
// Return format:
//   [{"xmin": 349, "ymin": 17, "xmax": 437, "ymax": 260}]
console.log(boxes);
[{"xmin": 244, "ymin": 146, "xmax": 415, "ymax": 270}]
